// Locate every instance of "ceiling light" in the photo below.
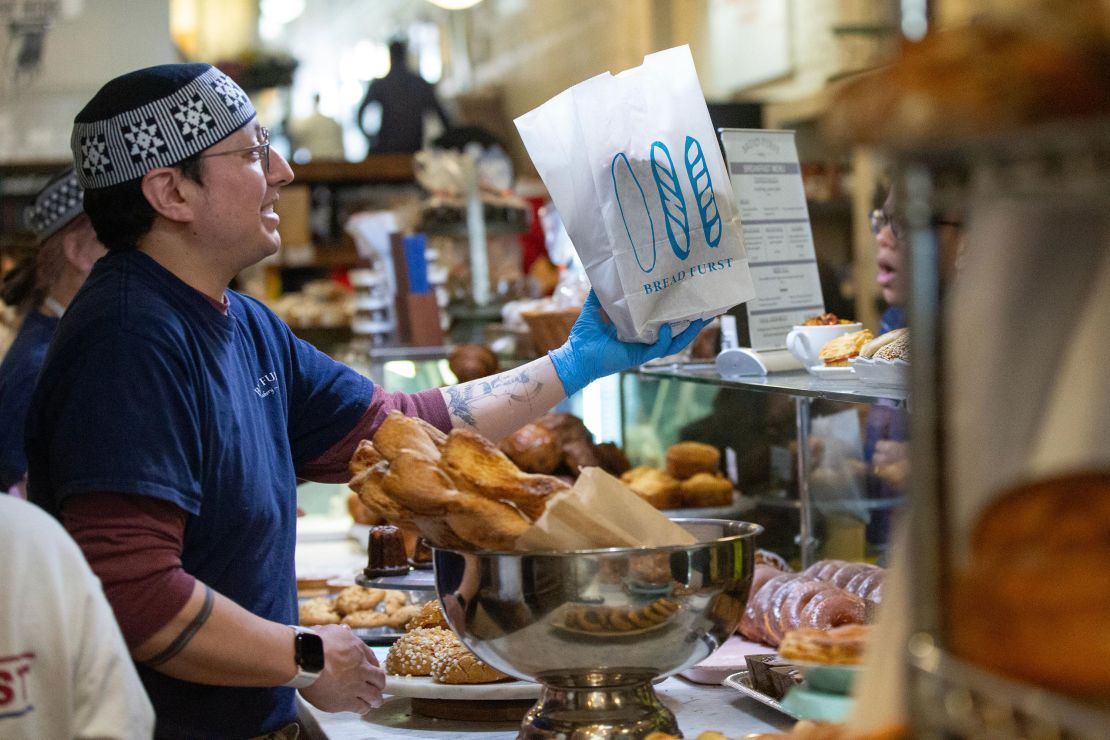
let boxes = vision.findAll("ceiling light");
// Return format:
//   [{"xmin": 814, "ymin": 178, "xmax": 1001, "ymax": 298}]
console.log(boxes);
[{"xmin": 425, "ymin": 0, "xmax": 484, "ymax": 9}]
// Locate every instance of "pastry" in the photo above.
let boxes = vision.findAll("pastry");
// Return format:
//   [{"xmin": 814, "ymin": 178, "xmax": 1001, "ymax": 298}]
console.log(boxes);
[
  {"xmin": 430, "ymin": 639, "xmax": 509, "ymax": 684},
  {"xmin": 802, "ymin": 313, "xmax": 853, "ymax": 326},
  {"xmin": 350, "ymin": 460, "xmax": 416, "ymax": 529},
  {"xmin": 665, "ymin": 441, "xmax": 720, "ymax": 479},
  {"xmin": 348, "ymin": 439, "xmax": 385, "ymax": 476},
  {"xmin": 874, "ymin": 332, "xmax": 909, "ymax": 361},
  {"xmin": 621, "ymin": 466, "xmax": 681, "ymax": 509},
  {"xmin": 951, "ymin": 472, "xmax": 1110, "ymax": 695},
  {"xmin": 593, "ymin": 442, "xmax": 631, "ymax": 477},
  {"xmin": 799, "ymin": 589, "xmax": 866, "ymax": 631},
  {"xmin": 859, "ymin": 328, "xmax": 907, "ymax": 359},
  {"xmin": 818, "ymin": 330, "xmax": 873, "ymax": 367},
  {"xmin": 384, "ymin": 627, "xmax": 456, "ymax": 676},
  {"xmin": 381, "ymin": 590, "xmax": 409, "ymax": 614},
  {"xmin": 447, "ymin": 344, "xmax": 499, "ymax": 383},
  {"xmin": 347, "ymin": 492, "xmax": 381, "ymax": 525},
  {"xmin": 384, "ymin": 604, "xmax": 422, "ymax": 629},
  {"xmin": 755, "ymin": 549, "xmax": 792, "ymax": 572},
  {"xmin": 372, "ymin": 410, "xmax": 446, "ymax": 463},
  {"xmin": 342, "ymin": 609, "xmax": 391, "ymax": 628},
  {"xmin": 778, "ymin": 624, "xmax": 871, "ymax": 665},
  {"xmin": 562, "ymin": 438, "xmax": 602, "ymax": 475},
  {"xmin": 678, "ymin": 472, "xmax": 733, "ymax": 507},
  {"xmin": 364, "ymin": 525, "xmax": 409, "ymax": 578},
  {"xmin": 335, "ymin": 586, "xmax": 386, "ymax": 615},
  {"xmin": 407, "ymin": 599, "xmax": 450, "ymax": 630},
  {"xmin": 299, "ymin": 597, "xmax": 341, "ymax": 626},
  {"xmin": 499, "ymin": 422, "xmax": 563, "ymax": 474}
]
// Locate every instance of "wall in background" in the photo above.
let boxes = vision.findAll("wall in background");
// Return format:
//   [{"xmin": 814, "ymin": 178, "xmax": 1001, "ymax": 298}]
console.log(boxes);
[{"xmin": 0, "ymin": 0, "xmax": 178, "ymax": 162}]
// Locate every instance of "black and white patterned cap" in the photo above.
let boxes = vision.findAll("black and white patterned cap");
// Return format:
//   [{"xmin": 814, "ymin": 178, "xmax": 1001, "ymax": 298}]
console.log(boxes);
[
  {"xmin": 23, "ymin": 168, "xmax": 84, "ymax": 243},
  {"xmin": 71, "ymin": 63, "xmax": 256, "ymax": 190}
]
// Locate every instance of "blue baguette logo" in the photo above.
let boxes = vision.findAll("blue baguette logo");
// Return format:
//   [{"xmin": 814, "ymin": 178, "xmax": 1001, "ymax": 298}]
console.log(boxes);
[
  {"xmin": 684, "ymin": 136, "xmax": 721, "ymax": 248},
  {"xmin": 612, "ymin": 134, "xmax": 724, "ymax": 274}
]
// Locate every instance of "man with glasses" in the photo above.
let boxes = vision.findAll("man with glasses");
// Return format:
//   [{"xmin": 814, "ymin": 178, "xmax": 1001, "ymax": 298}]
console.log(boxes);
[{"xmin": 24, "ymin": 64, "xmax": 703, "ymax": 739}]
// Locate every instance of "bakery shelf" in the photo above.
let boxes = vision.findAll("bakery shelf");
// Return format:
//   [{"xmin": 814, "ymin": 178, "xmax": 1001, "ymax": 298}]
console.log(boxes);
[
  {"xmin": 630, "ymin": 364, "xmax": 909, "ymax": 408},
  {"xmin": 907, "ymin": 637, "xmax": 1110, "ymax": 739}
]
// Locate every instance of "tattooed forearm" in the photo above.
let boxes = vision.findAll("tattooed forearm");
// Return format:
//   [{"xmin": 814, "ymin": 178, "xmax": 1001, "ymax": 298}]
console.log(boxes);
[{"xmin": 440, "ymin": 355, "xmax": 565, "ymax": 440}]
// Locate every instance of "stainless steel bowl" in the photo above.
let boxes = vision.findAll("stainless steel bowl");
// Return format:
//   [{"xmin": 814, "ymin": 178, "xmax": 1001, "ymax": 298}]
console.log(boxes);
[{"xmin": 433, "ymin": 518, "xmax": 762, "ymax": 739}]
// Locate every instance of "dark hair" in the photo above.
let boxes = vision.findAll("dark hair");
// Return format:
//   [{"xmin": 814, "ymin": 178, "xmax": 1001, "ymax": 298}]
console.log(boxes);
[{"xmin": 83, "ymin": 155, "xmax": 204, "ymax": 253}]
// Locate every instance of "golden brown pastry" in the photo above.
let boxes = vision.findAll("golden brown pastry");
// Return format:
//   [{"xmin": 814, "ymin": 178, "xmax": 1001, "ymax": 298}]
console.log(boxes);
[
  {"xmin": 407, "ymin": 599, "xmax": 450, "ymax": 631},
  {"xmin": 384, "ymin": 604, "xmax": 422, "ymax": 629},
  {"xmin": 299, "ymin": 597, "xmax": 340, "ymax": 626},
  {"xmin": 381, "ymin": 590, "xmax": 409, "ymax": 614},
  {"xmin": 341, "ymin": 609, "xmax": 391, "ymax": 628},
  {"xmin": 430, "ymin": 639, "xmax": 509, "ymax": 684},
  {"xmin": 499, "ymin": 423, "xmax": 563, "ymax": 474},
  {"xmin": 384, "ymin": 627, "xmax": 456, "ymax": 676},
  {"xmin": 439, "ymin": 429, "xmax": 568, "ymax": 520},
  {"xmin": 346, "ymin": 491, "xmax": 381, "ymax": 525},
  {"xmin": 349, "ymin": 439, "xmax": 385, "ymax": 476},
  {"xmin": 818, "ymin": 330, "xmax": 873, "ymax": 367},
  {"xmin": 665, "ymin": 441, "xmax": 720, "ymax": 479},
  {"xmin": 951, "ymin": 471, "xmax": 1110, "ymax": 695},
  {"xmin": 678, "ymin": 472, "xmax": 733, "ymax": 507},
  {"xmin": 350, "ymin": 460, "xmax": 416, "ymax": 529},
  {"xmin": 594, "ymin": 442, "xmax": 632, "ymax": 477},
  {"xmin": 873, "ymin": 332, "xmax": 909, "ymax": 361},
  {"xmin": 621, "ymin": 466, "xmax": 681, "ymax": 509},
  {"xmin": 335, "ymin": 586, "xmax": 385, "ymax": 616},
  {"xmin": 447, "ymin": 344, "xmax": 499, "ymax": 383},
  {"xmin": 372, "ymin": 410, "xmax": 445, "ymax": 462},
  {"xmin": 778, "ymin": 624, "xmax": 870, "ymax": 665}
]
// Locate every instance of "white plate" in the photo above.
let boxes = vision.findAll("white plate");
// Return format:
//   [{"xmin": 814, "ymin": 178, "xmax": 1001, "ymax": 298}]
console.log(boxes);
[
  {"xmin": 805, "ymin": 365, "xmax": 855, "ymax": 379},
  {"xmin": 383, "ymin": 673, "xmax": 541, "ymax": 700},
  {"xmin": 849, "ymin": 357, "xmax": 909, "ymax": 387}
]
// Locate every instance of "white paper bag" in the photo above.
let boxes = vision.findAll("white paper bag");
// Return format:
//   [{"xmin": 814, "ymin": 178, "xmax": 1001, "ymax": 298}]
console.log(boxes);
[{"xmin": 515, "ymin": 45, "xmax": 756, "ymax": 343}]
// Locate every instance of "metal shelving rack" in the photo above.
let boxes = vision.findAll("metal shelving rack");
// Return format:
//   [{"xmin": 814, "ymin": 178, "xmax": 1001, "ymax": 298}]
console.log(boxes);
[{"xmin": 900, "ymin": 115, "xmax": 1110, "ymax": 738}]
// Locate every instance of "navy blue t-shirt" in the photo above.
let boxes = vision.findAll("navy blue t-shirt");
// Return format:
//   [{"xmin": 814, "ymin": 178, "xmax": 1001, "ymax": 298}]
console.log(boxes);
[
  {"xmin": 26, "ymin": 251, "xmax": 374, "ymax": 738},
  {"xmin": 0, "ymin": 311, "xmax": 58, "ymax": 490}
]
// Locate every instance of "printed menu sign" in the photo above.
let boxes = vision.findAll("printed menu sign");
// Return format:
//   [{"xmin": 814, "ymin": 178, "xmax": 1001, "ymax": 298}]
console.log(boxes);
[{"xmin": 718, "ymin": 129, "xmax": 824, "ymax": 350}]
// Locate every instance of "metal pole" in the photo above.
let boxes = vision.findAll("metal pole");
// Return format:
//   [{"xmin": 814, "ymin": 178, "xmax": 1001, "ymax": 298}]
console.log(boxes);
[{"xmin": 794, "ymin": 396, "xmax": 816, "ymax": 568}]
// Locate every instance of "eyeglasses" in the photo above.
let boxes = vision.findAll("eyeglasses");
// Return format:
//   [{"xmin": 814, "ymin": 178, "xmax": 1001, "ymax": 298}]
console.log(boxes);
[
  {"xmin": 871, "ymin": 208, "xmax": 961, "ymax": 239},
  {"xmin": 197, "ymin": 127, "xmax": 270, "ymax": 172},
  {"xmin": 869, "ymin": 208, "xmax": 903, "ymax": 239}
]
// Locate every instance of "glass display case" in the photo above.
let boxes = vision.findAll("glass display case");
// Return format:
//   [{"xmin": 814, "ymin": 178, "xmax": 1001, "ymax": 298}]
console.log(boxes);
[{"xmin": 620, "ymin": 364, "xmax": 908, "ymax": 568}]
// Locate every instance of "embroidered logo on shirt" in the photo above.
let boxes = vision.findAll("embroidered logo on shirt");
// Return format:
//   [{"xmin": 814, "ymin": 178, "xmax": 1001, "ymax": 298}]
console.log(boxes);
[
  {"xmin": 0, "ymin": 652, "xmax": 36, "ymax": 720},
  {"xmin": 254, "ymin": 371, "xmax": 278, "ymax": 398}
]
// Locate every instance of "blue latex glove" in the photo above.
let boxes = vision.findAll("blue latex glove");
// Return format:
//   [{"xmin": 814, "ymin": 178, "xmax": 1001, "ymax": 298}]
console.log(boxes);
[{"xmin": 549, "ymin": 290, "xmax": 710, "ymax": 398}]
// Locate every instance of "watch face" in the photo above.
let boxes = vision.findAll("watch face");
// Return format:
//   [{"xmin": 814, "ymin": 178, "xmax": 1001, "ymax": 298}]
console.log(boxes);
[{"xmin": 296, "ymin": 632, "xmax": 325, "ymax": 673}]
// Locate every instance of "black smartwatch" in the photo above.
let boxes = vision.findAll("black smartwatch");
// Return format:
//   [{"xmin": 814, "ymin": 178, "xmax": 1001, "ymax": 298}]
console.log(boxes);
[{"xmin": 283, "ymin": 626, "xmax": 325, "ymax": 689}]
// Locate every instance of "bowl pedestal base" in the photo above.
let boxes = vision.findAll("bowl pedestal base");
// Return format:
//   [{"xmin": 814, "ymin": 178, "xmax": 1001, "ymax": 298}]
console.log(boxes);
[{"xmin": 520, "ymin": 673, "xmax": 678, "ymax": 739}]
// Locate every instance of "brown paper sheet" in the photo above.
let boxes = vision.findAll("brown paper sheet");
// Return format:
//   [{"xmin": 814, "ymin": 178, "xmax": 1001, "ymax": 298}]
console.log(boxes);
[{"xmin": 515, "ymin": 467, "xmax": 697, "ymax": 551}]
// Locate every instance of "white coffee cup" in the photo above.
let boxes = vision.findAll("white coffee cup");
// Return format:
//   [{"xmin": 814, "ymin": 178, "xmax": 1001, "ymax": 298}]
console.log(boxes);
[{"xmin": 785, "ymin": 323, "xmax": 863, "ymax": 368}]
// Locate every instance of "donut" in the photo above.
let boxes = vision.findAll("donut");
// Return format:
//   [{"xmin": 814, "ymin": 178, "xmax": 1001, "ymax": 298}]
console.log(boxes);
[
  {"xmin": 854, "ymin": 570, "xmax": 886, "ymax": 603},
  {"xmin": 749, "ymin": 564, "xmax": 784, "ymax": 601},
  {"xmin": 755, "ymin": 549, "xmax": 792, "ymax": 573},
  {"xmin": 764, "ymin": 577, "xmax": 807, "ymax": 646},
  {"xmin": 799, "ymin": 589, "xmax": 867, "ymax": 630},
  {"xmin": 779, "ymin": 579, "xmax": 836, "ymax": 637},
  {"xmin": 335, "ymin": 586, "xmax": 385, "ymax": 616},
  {"xmin": 831, "ymin": 563, "xmax": 876, "ymax": 590}
]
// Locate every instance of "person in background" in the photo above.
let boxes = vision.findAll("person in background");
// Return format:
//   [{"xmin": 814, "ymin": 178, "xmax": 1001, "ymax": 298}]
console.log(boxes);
[
  {"xmin": 0, "ymin": 169, "xmax": 105, "ymax": 497},
  {"xmin": 357, "ymin": 38, "xmax": 450, "ymax": 153},
  {"xmin": 0, "ymin": 494, "xmax": 154, "ymax": 739},
  {"xmin": 288, "ymin": 92, "xmax": 345, "ymax": 161},
  {"xmin": 26, "ymin": 63, "xmax": 704, "ymax": 739}
]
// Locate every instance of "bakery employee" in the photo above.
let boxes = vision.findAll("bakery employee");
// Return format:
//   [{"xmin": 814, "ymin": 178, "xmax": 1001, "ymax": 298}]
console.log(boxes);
[
  {"xmin": 0, "ymin": 169, "xmax": 105, "ymax": 497},
  {"xmin": 25, "ymin": 63, "xmax": 706, "ymax": 739}
]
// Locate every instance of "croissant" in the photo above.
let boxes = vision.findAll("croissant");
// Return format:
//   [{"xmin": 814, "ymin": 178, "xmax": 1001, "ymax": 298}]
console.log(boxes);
[
  {"xmin": 439, "ymin": 429, "xmax": 569, "ymax": 520},
  {"xmin": 373, "ymin": 411, "xmax": 445, "ymax": 462},
  {"xmin": 349, "ymin": 439, "xmax": 385, "ymax": 476},
  {"xmin": 351, "ymin": 461, "xmax": 416, "ymax": 528}
]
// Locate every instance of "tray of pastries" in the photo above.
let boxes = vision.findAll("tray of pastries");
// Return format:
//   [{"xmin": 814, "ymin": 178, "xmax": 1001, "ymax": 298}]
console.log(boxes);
[{"xmin": 298, "ymin": 585, "xmax": 428, "ymax": 645}]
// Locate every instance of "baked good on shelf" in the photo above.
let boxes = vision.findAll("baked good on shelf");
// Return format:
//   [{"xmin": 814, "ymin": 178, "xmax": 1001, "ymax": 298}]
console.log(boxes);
[
  {"xmin": 499, "ymin": 422, "xmax": 563, "ymax": 474},
  {"xmin": 665, "ymin": 441, "xmax": 720, "ymax": 479},
  {"xmin": 778, "ymin": 623, "xmax": 871, "ymax": 665},
  {"xmin": 678, "ymin": 472, "xmax": 733, "ymax": 507},
  {"xmin": 951, "ymin": 471, "xmax": 1110, "ymax": 695},
  {"xmin": 818, "ymin": 330, "xmax": 873, "ymax": 367},
  {"xmin": 802, "ymin": 313, "xmax": 853, "ymax": 326},
  {"xmin": 447, "ymin": 343, "xmax": 499, "ymax": 383},
  {"xmin": 621, "ymin": 466, "xmax": 681, "ymax": 509},
  {"xmin": 342, "ymin": 609, "xmax": 391, "ymax": 628},
  {"xmin": 299, "ymin": 597, "xmax": 341, "ymax": 626},
  {"xmin": 430, "ymin": 639, "xmax": 509, "ymax": 684},
  {"xmin": 410, "ymin": 536, "xmax": 433, "ymax": 568},
  {"xmin": 859, "ymin": 328, "xmax": 907, "ymax": 359},
  {"xmin": 364, "ymin": 525, "xmax": 410, "ymax": 578},
  {"xmin": 755, "ymin": 549, "xmax": 793, "ymax": 572},
  {"xmin": 335, "ymin": 585, "xmax": 386, "ymax": 615}
]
